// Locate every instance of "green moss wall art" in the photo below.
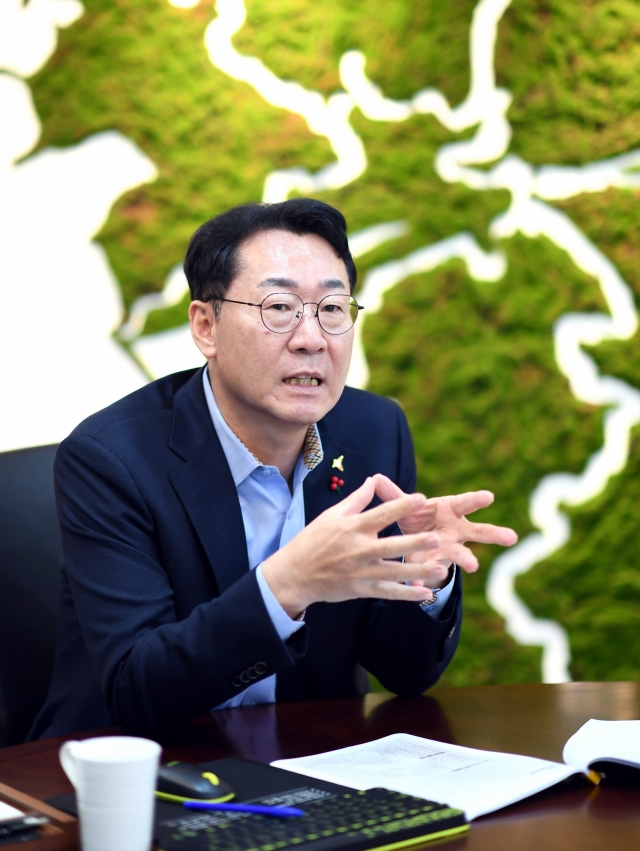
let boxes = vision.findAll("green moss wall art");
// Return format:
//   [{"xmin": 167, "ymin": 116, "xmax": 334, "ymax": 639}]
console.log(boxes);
[{"xmin": 2, "ymin": 0, "xmax": 640, "ymax": 686}]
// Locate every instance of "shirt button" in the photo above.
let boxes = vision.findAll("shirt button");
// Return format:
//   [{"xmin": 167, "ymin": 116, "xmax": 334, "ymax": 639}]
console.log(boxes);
[
  {"xmin": 287, "ymin": 511, "xmax": 293, "ymax": 520},
  {"xmin": 262, "ymin": 468, "xmax": 271, "ymax": 476}
]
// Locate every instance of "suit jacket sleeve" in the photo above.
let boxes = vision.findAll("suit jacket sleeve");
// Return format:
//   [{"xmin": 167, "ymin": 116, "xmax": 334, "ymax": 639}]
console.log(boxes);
[{"xmin": 53, "ymin": 432, "xmax": 307, "ymax": 738}]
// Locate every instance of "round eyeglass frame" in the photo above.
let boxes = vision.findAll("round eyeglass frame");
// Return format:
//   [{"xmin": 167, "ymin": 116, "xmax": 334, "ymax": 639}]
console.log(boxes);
[{"xmin": 216, "ymin": 292, "xmax": 364, "ymax": 335}]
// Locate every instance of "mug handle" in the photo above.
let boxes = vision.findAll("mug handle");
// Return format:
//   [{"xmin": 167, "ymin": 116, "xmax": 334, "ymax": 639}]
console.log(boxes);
[{"xmin": 59, "ymin": 741, "xmax": 79, "ymax": 789}]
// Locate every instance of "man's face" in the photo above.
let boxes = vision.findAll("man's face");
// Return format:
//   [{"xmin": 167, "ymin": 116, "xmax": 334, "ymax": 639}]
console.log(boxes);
[{"xmin": 202, "ymin": 229, "xmax": 354, "ymax": 432}]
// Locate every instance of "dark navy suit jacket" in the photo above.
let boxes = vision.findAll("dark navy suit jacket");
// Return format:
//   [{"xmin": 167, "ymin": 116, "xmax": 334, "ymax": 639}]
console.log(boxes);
[{"xmin": 30, "ymin": 368, "xmax": 461, "ymax": 740}]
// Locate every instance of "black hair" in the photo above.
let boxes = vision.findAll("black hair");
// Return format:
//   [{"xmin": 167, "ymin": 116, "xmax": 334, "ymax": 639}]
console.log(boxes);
[{"xmin": 183, "ymin": 198, "xmax": 357, "ymax": 307}]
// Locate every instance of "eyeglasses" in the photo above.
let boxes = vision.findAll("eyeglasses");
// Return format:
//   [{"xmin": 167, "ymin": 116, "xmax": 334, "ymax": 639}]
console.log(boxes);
[{"xmin": 217, "ymin": 292, "xmax": 364, "ymax": 335}]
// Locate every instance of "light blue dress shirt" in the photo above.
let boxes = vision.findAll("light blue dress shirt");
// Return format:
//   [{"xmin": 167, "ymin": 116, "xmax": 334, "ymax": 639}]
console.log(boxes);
[
  {"xmin": 203, "ymin": 370, "xmax": 311, "ymax": 707},
  {"xmin": 202, "ymin": 369, "xmax": 454, "ymax": 709}
]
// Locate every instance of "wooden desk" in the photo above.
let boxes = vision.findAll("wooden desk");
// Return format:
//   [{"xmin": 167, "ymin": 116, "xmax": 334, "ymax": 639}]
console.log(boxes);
[{"xmin": 0, "ymin": 682, "xmax": 639, "ymax": 850}]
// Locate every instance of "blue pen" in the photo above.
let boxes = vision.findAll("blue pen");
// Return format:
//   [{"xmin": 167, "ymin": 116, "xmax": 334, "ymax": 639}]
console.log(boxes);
[{"xmin": 183, "ymin": 801, "xmax": 305, "ymax": 818}]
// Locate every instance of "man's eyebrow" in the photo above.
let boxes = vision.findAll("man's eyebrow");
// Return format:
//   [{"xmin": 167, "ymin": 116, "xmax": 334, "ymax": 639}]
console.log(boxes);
[
  {"xmin": 319, "ymin": 278, "xmax": 346, "ymax": 290},
  {"xmin": 258, "ymin": 277, "xmax": 298, "ymax": 289},
  {"xmin": 256, "ymin": 277, "xmax": 347, "ymax": 290}
]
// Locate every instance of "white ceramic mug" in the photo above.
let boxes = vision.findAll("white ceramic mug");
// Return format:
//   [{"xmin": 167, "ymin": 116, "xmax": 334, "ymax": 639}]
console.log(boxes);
[{"xmin": 59, "ymin": 736, "xmax": 161, "ymax": 851}]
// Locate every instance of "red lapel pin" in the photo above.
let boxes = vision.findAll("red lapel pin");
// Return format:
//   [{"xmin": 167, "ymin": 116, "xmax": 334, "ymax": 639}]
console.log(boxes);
[{"xmin": 330, "ymin": 475, "xmax": 344, "ymax": 493}]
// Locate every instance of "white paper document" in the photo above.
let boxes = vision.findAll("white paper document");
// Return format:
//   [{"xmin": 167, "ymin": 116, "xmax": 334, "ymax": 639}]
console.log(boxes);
[
  {"xmin": 563, "ymin": 719, "xmax": 640, "ymax": 772},
  {"xmin": 272, "ymin": 733, "xmax": 578, "ymax": 820}
]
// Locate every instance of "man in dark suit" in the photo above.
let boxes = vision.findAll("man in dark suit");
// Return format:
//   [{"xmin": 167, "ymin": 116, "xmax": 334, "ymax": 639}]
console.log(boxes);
[{"xmin": 30, "ymin": 199, "xmax": 516, "ymax": 741}]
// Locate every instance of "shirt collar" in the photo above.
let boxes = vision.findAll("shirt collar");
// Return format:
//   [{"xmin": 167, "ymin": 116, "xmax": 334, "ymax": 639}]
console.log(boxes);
[{"xmin": 201, "ymin": 368, "xmax": 323, "ymax": 487}]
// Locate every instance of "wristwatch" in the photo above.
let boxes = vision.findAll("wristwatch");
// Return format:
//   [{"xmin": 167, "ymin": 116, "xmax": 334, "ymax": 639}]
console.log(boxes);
[
  {"xmin": 419, "ymin": 563, "xmax": 455, "ymax": 608},
  {"xmin": 419, "ymin": 590, "xmax": 439, "ymax": 609}
]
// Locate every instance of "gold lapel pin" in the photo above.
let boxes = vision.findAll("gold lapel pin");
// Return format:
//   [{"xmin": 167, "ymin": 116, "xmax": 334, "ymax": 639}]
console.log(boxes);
[{"xmin": 330, "ymin": 456, "xmax": 345, "ymax": 493}]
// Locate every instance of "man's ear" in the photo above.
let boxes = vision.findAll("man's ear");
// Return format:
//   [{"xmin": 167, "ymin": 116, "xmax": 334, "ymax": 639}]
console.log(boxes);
[{"xmin": 189, "ymin": 301, "xmax": 218, "ymax": 359}]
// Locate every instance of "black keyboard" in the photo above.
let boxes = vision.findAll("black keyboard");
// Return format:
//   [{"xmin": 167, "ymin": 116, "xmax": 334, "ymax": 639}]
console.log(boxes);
[{"xmin": 157, "ymin": 786, "xmax": 468, "ymax": 851}]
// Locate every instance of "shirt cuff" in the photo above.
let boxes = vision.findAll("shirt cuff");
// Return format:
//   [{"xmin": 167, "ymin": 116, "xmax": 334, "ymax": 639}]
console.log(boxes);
[
  {"xmin": 255, "ymin": 563, "xmax": 305, "ymax": 641},
  {"xmin": 420, "ymin": 565, "xmax": 456, "ymax": 619}
]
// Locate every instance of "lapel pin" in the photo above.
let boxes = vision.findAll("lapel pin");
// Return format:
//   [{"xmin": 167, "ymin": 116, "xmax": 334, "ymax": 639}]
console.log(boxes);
[
  {"xmin": 330, "ymin": 475, "xmax": 345, "ymax": 493},
  {"xmin": 332, "ymin": 455, "xmax": 344, "ymax": 472},
  {"xmin": 330, "ymin": 456, "xmax": 345, "ymax": 492}
]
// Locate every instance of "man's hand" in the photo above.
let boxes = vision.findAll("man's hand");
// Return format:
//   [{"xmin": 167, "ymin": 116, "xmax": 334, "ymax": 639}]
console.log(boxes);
[
  {"xmin": 372, "ymin": 474, "xmax": 518, "ymax": 589},
  {"xmin": 261, "ymin": 477, "xmax": 442, "ymax": 618}
]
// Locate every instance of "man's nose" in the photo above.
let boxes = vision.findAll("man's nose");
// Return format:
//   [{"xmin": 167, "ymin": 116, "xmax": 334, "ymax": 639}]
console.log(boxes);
[{"xmin": 288, "ymin": 305, "xmax": 326, "ymax": 351}]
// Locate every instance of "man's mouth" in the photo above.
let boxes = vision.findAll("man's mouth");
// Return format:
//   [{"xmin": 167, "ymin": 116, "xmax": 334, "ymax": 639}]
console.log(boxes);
[{"xmin": 283, "ymin": 376, "xmax": 321, "ymax": 386}]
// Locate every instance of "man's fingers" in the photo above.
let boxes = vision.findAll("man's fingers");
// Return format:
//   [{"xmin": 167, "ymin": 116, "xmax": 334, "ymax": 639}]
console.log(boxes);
[
  {"xmin": 373, "ymin": 474, "xmax": 438, "ymax": 536},
  {"xmin": 397, "ymin": 503, "xmax": 437, "ymax": 536},
  {"xmin": 368, "ymin": 551, "xmax": 451, "ymax": 585},
  {"xmin": 388, "ymin": 560, "xmax": 450, "ymax": 587},
  {"xmin": 368, "ymin": 579, "xmax": 434, "ymax": 604},
  {"xmin": 375, "ymin": 531, "xmax": 441, "ymax": 561},
  {"xmin": 447, "ymin": 490, "xmax": 495, "ymax": 516},
  {"xmin": 444, "ymin": 542, "xmax": 479, "ymax": 572},
  {"xmin": 360, "ymin": 492, "xmax": 428, "ymax": 532},
  {"xmin": 334, "ymin": 477, "xmax": 376, "ymax": 516},
  {"xmin": 461, "ymin": 520, "xmax": 518, "ymax": 547},
  {"xmin": 372, "ymin": 473, "xmax": 407, "ymax": 503}
]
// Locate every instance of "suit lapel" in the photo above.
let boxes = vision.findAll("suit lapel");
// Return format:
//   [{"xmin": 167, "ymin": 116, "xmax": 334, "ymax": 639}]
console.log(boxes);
[
  {"xmin": 304, "ymin": 393, "xmax": 385, "ymax": 524},
  {"xmin": 169, "ymin": 370, "xmax": 249, "ymax": 594},
  {"xmin": 304, "ymin": 405, "xmax": 365, "ymax": 523}
]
